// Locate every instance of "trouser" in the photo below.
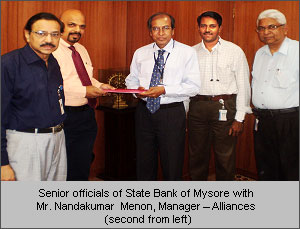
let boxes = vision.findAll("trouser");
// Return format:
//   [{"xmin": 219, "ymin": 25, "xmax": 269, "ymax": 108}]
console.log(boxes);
[
  {"xmin": 6, "ymin": 129, "xmax": 67, "ymax": 181},
  {"xmin": 64, "ymin": 105, "xmax": 98, "ymax": 181},
  {"xmin": 188, "ymin": 98, "xmax": 237, "ymax": 181},
  {"xmin": 253, "ymin": 110, "xmax": 299, "ymax": 181},
  {"xmin": 135, "ymin": 101, "xmax": 186, "ymax": 181}
]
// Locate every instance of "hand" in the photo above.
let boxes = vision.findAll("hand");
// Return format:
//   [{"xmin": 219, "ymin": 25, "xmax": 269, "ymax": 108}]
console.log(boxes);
[
  {"xmin": 100, "ymin": 83, "xmax": 115, "ymax": 90},
  {"xmin": 86, "ymin": 85, "xmax": 108, "ymax": 98},
  {"xmin": 228, "ymin": 120, "xmax": 244, "ymax": 136},
  {"xmin": 139, "ymin": 86, "xmax": 165, "ymax": 98},
  {"xmin": 135, "ymin": 87, "xmax": 147, "ymax": 98},
  {"xmin": 1, "ymin": 165, "xmax": 16, "ymax": 181}
]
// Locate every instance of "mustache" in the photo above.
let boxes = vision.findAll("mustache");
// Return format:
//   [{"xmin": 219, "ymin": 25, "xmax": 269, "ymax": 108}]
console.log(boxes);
[
  {"xmin": 40, "ymin": 43, "xmax": 56, "ymax": 47},
  {"xmin": 204, "ymin": 32, "xmax": 213, "ymax": 35},
  {"xmin": 69, "ymin": 32, "xmax": 81, "ymax": 37}
]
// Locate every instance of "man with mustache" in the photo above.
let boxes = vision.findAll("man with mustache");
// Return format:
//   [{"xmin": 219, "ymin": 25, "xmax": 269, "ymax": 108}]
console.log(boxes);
[
  {"xmin": 53, "ymin": 9, "xmax": 114, "ymax": 181},
  {"xmin": 252, "ymin": 9, "xmax": 299, "ymax": 180},
  {"xmin": 1, "ymin": 12, "xmax": 67, "ymax": 181},
  {"xmin": 126, "ymin": 12, "xmax": 201, "ymax": 180},
  {"xmin": 188, "ymin": 11, "xmax": 251, "ymax": 180}
]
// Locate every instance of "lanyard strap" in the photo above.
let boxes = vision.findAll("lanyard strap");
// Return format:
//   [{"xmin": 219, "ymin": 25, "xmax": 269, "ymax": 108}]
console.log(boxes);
[
  {"xmin": 153, "ymin": 52, "xmax": 170, "ymax": 78},
  {"xmin": 153, "ymin": 40, "xmax": 175, "ymax": 83}
]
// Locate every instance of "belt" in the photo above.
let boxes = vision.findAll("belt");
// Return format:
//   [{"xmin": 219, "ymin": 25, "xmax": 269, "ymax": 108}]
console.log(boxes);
[
  {"xmin": 253, "ymin": 107, "xmax": 299, "ymax": 117},
  {"xmin": 65, "ymin": 104, "xmax": 90, "ymax": 112},
  {"xmin": 18, "ymin": 123, "xmax": 64, "ymax": 134},
  {"xmin": 191, "ymin": 94, "xmax": 237, "ymax": 101},
  {"xmin": 140, "ymin": 100, "xmax": 183, "ymax": 109}
]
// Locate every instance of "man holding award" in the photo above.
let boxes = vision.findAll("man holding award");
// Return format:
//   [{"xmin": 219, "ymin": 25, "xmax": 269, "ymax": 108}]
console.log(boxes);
[{"xmin": 125, "ymin": 12, "xmax": 201, "ymax": 181}]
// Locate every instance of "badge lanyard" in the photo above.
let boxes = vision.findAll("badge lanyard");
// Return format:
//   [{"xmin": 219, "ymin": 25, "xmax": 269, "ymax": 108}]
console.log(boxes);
[
  {"xmin": 153, "ymin": 40, "xmax": 175, "ymax": 84},
  {"xmin": 57, "ymin": 85, "xmax": 64, "ymax": 115}
]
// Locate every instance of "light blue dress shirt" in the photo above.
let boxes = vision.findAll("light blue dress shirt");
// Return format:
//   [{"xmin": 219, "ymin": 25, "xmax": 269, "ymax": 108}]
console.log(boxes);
[
  {"xmin": 252, "ymin": 37, "xmax": 299, "ymax": 109},
  {"xmin": 125, "ymin": 39, "xmax": 201, "ymax": 105}
]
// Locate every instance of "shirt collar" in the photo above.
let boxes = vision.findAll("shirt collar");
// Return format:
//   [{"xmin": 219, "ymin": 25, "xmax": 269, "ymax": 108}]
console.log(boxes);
[
  {"xmin": 277, "ymin": 37, "xmax": 289, "ymax": 55},
  {"xmin": 21, "ymin": 43, "xmax": 54, "ymax": 64},
  {"xmin": 153, "ymin": 38, "xmax": 174, "ymax": 53},
  {"xmin": 262, "ymin": 36, "xmax": 289, "ymax": 56},
  {"xmin": 60, "ymin": 38, "xmax": 74, "ymax": 48},
  {"xmin": 200, "ymin": 36, "xmax": 222, "ymax": 51}
]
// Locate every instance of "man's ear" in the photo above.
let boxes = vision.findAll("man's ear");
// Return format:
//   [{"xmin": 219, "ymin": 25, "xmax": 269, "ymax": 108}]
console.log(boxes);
[
  {"xmin": 283, "ymin": 24, "xmax": 288, "ymax": 36},
  {"xmin": 24, "ymin": 30, "xmax": 30, "ymax": 42}
]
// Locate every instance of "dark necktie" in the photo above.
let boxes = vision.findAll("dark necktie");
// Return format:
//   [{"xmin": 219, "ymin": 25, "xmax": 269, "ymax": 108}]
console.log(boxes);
[
  {"xmin": 68, "ymin": 46, "xmax": 96, "ymax": 108},
  {"xmin": 146, "ymin": 49, "xmax": 165, "ymax": 113}
]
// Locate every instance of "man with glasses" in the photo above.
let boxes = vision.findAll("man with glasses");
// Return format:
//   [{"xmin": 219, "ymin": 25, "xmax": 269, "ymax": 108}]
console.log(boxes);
[
  {"xmin": 252, "ymin": 9, "xmax": 299, "ymax": 180},
  {"xmin": 188, "ymin": 11, "xmax": 251, "ymax": 181},
  {"xmin": 53, "ymin": 9, "xmax": 113, "ymax": 181},
  {"xmin": 1, "ymin": 12, "xmax": 66, "ymax": 181},
  {"xmin": 126, "ymin": 12, "xmax": 201, "ymax": 180}
]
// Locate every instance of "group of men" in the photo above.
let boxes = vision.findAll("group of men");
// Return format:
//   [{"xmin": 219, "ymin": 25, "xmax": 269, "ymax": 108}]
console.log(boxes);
[
  {"xmin": 1, "ymin": 9, "xmax": 114, "ymax": 181},
  {"xmin": 1, "ymin": 8, "xmax": 298, "ymax": 181}
]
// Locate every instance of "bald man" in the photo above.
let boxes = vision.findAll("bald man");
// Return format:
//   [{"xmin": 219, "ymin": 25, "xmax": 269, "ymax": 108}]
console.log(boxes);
[{"xmin": 53, "ymin": 9, "xmax": 113, "ymax": 181}]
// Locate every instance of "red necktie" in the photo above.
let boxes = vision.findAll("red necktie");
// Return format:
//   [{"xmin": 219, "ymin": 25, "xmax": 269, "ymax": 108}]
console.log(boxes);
[{"xmin": 68, "ymin": 46, "xmax": 96, "ymax": 108}]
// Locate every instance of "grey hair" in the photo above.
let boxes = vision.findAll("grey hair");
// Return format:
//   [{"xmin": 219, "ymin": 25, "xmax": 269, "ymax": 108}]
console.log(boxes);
[{"xmin": 257, "ymin": 9, "xmax": 287, "ymax": 26}]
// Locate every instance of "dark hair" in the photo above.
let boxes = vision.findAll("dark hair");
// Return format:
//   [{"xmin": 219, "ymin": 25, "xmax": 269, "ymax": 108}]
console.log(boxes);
[
  {"xmin": 147, "ymin": 12, "xmax": 175, "ymax": 30},
  {"xmin": 197, "ymin": 11, "xmax": 222, "ymax": 27},
  {"xmin": 24, "ymin": 12, "xmax": 64, "ymax": 33}
]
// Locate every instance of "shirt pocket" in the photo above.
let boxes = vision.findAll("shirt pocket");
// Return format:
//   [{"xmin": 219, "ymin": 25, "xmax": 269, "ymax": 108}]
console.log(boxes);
[
  {"xmin": 139, "ymin": 60, "xmax": 153, "ymax": 87},
  {"xmin": 216, "ymin": 62, "xmax": 233, "ymax": 83},
  {"xmin": 271, "ymin": 68, "xmax": 296, "ymax": 88}
]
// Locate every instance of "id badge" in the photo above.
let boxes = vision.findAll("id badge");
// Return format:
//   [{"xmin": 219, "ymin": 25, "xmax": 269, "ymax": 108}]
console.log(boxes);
[
  {"xmin": 59, "ymin": 99, "xmax": 65, "ymax": 115},
  {"xmin": 219, "ymin": 109, "xmax": 227, "ymax": 121},
  {"xmin": 254, "ymin": 118, "xmax": 259, "ymax": 131}
]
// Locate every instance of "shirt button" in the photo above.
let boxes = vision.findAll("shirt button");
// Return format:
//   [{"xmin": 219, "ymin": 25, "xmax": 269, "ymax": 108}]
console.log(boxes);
[{"xmin": 261, "ymin": 92, "xmax": 264, "ymax": 94}]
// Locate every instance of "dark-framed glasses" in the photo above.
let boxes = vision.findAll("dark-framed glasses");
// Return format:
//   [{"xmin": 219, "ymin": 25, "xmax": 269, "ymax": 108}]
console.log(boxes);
[
  {"xmin": 151, "ymin": 26, "xmax": 172, "ymax": 32},
  {"xmin": 31, "ymin": 30, "xmax": 61, "ymax": 38},
  {"xmin": 256, "ymin": 24, "xmax": 285, "ymax": 33}
]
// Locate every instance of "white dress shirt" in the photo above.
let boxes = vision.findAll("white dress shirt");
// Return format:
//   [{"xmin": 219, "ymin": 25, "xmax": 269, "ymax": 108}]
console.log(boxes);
[
  {"xmin": 193, "ymin": 37, "xmax": 251, "ymax": 121},
  {"xmin": 53, "ymin": 39, "xmax": 102, "ymax": 106},
  {"xmin": 125, "ymin": 39, "xmax": 201, "ymax": 105},
  {"xmin": 252, "ymin": 37, "xmax": 299, "ymax": 109}
]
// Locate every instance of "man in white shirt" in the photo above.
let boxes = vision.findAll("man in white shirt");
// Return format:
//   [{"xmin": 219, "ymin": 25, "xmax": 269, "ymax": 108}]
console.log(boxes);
[
  {"xmin": 252, "ymin": 9, "xmax": 299, "ymax": 181},
  {"xmin": 126, "ymin": 12, "xmax": 201, "ymax": 180},
  {"xmin": 53, "ymin": 9, "xmax": 113, "ymax": 180},
  {"xmin": 188, "ymin": 11, "xmax": 251, "ymax": 181}
]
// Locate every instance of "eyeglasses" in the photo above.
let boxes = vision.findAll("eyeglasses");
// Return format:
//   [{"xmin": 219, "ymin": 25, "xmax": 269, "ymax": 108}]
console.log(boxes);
[
  {"xmin": 256, "ymin": 24, "xmax": 285, "ymax": 33},
  {"xmin": 151, "ymin": 26, "xmax": 172, "ymax": 32},
  {"xmin": 31, "ymin": 31, "xmax": 61, "ymax": 38}
]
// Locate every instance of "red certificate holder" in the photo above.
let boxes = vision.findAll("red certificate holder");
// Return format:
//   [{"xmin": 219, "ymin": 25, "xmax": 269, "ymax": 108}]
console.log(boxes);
[{"xmin": 103, "ymin": 89, "xmax": 147, "ymax": 94}]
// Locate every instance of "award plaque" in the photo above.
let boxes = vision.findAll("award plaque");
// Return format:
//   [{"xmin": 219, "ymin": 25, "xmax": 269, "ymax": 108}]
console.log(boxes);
[{"xmin": 98, "ymin": 68, "xmax": 138, "ymax": 109}]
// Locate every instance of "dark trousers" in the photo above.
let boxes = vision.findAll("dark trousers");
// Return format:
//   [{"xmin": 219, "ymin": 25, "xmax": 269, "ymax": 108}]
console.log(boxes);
[
  {"xmin": 188, "ymin": 98, "xmax": 237, "ymax": 181},
  {"xmin": 254, "ymin": 111, "xmax": 299, "ymax": 181},
  {"xmin": 135, "ymin": 101, "xmax": 186, "ymax": 181},
  {"xmin": 64, "ymin": 105, "xmax": 98, "ymax": 181}
]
